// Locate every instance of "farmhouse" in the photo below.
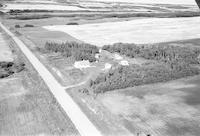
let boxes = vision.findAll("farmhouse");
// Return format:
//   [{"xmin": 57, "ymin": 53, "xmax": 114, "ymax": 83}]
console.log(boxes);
[{"xmin": 74, "ymin": 60, "xmax": 91, "ymax": 69}]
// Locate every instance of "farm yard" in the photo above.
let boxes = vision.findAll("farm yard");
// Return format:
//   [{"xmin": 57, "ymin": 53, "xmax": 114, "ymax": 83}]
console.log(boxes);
[{"xmin": 1, "ymin": 0, "xmax": 200, "ymax": 136}]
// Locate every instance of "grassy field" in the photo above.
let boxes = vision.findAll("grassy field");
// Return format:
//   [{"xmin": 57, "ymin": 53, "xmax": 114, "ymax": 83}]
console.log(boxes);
[
  {"xmin": 0, "ymin": 25, "xmax": 79, "ymax": 136},
  {"xmin": 97, "ymin": 75, "xmax": 200, "ymax": 136},
  {"xmin": 0, "ymin": 73, "xmax": 69, "ymax": 135},
  {"xmin": 19, "ymin": 27, "xmax": 80, "ymax": 47},
  {"xmin": 0, "ymin": 68, "xmax": 80, "ymax": 135}
]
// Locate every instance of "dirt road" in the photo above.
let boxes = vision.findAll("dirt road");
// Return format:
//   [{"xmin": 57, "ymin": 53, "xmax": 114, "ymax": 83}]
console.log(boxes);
[{"xmin": 0, "ymin": 22, "xmax": 103, "ymax": 136}]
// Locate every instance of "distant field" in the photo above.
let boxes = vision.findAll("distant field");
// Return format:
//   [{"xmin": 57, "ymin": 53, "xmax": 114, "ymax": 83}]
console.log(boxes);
[
  {"xmin": 83, "ymin": 0, "xmax": 196, "ymax": 5},
  {"xmin": 14, "ymin": 0, "xmax": 57, "ymax": 3},
  {"xmin": 43, "ymin": 17, "xmax": 200, "ymax": 46},
  {"xmin": 3, "ymin": 3, "xmax": 89, "ymax": 11}
]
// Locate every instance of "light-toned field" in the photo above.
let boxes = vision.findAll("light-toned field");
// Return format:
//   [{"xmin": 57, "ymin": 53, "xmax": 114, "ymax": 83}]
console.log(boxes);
[
  {"xmin": 98, "ymin": 76, "xmax": 200, "ymax": 136},
  {"xmin": 0, "ymin": 31, "xmax": 13, "ymax": 62},
  {"xmin": 79, "ymin": 1, "xmax": 113, "ymax": 8},
  {"xmin": 3, "ymin": 3, "xmax": 88, "ymax": 11},
  {"xmin": 14, "ymin": 0, "xmax": 57, "ymax": 4},
  {"xmin": 82, "ymin": 0, "xmax": 196, "ymax": 5},
  {"xmin": 43, "ymin": 17, "xmax": 200, "ymax": 46}
]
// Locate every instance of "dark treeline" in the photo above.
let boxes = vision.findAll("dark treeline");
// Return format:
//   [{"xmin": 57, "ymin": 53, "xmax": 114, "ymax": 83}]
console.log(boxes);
[
  {"xmin": 91, "ymin": 63, "xmax": 199, "ymax": 94},
  {"xmin": 44, "ymin": 42, "xmax": 99, "ymax": 62},
  {"xmin": 102, "ymin": 43, "xmax": 200, "ymax": 64},
  {"xmin": 91, "ymin": 43, "xmax": 200, "ymax": 94},
  {"xmin": 24, "ymin": 24, "xmax": 34, "ymax": 27},
  {"xmin": 9, "ymin": 9, "xmax": 54, "ymax": 13}
]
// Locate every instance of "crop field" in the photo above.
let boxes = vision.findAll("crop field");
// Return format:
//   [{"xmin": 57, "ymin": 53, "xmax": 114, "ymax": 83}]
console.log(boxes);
[
  {"xmin": 98, "ymin": 76, "xmax": 200, "ymax": 136},
  {"xmin": 43, "ymin": 17, "xmax": 200, "ymax": 46}
]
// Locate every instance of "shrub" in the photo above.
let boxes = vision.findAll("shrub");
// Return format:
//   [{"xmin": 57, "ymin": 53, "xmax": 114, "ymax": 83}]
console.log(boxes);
[
  {"xmin": 15, "ymin": 31, "xmax": 22, "ymax": 36},
  {"xmin": 0, "ymin": 62, "xmax": 25, "ymax": 78},
  {"xmin": 15, "ymin": 24, "xmax": 20, "ymax": 28},
  {"xmin": 66, "ymin": 22, "xmax": 79, "ymax": 25},
  {"xmin": 24, "ymin": 24, "xmax": 34, "ymax": 27},
  {"xmin": 78, "ymin": 88, "xmax": 89, "ymax": 94}
]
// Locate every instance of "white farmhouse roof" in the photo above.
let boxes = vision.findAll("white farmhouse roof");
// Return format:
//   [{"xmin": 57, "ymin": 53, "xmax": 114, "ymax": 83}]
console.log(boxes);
[
  {"xmin": 114, "ymin": 54, "xmax": 123, "ymax": 60},
  {"xmin": 119, "ymin": 60, "xmax": 129, "ymax": 66},
  {"xmin": 74, "ymin": 60, "xmax": 91, "ymax": 69},
  {"xmin": 102, "ymin": 63, "xmax": 112, "ymax": 70}
]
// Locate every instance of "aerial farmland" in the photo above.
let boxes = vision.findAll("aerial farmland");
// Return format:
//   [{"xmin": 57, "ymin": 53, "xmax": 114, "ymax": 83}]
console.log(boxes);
[{"xmin": 0, "ymin": 0, "xmax": 200, "ymax": 136}]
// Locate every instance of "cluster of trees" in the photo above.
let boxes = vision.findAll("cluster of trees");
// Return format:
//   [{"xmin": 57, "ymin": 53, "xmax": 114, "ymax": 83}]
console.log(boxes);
[
  {"xmin": 102, "ymin": 43, "xmax": 200, "ymax": 64},
  {"xmin": 9, "ymin": 14, "xmax": 50, "ymax": 20},
  {"xmin": 104, "ymin": 11, "xmax": 200, "ymax": 18},
  {"xmin": 91, "ymin": 62, "xmax": 199, "ymax": 94},
  {"xmin": 24, "ymin": 24, "xmax": 34, "ymax": 27},
  {"xmin": 90, "ymin": 43, "xmax": 200, "ymax": 94},
  {"xmin": 0, "ymin": 62, "xmax": 25, "ymax": 78},
  {"xmin": 15, "ymin": 24, "xmax": 34, "ymax": 28},
  {"xmin": 66, "ymin": 22, "xmax": 79, "ymax": 25},
  {"xmin": 44, "ymin": 42, "xmax": 99, "ymax": 62},
  {"xmin": 15, "ymin": 24, "xmax": 20, "ymax": 28},
  {"xmin": 9, "ymin": 9, "xmax": 53, "ymax": 14}
]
